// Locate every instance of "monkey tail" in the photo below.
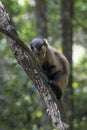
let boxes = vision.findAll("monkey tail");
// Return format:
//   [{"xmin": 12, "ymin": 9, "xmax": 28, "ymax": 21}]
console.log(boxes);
[{"xmin": 57, "ymin": 100, "xmax": 70, "ymax": 130}]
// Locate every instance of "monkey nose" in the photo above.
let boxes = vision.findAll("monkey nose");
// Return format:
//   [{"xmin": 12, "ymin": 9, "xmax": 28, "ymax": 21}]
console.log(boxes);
[{"xmin": 37, "ymin": 52, "xmax": 45, "ymax": 59}]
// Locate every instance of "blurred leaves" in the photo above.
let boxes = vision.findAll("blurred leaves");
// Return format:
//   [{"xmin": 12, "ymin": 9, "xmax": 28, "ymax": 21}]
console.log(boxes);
[{"xmin": 0, "ymin": 0, "xmax": 87, "ymax": 130}]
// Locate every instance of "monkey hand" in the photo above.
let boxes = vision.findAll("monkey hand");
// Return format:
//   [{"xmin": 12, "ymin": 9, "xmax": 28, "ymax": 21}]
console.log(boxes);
[{"xmin": 49, "ymin": 80, "xmax": 62, "ymax": 100}]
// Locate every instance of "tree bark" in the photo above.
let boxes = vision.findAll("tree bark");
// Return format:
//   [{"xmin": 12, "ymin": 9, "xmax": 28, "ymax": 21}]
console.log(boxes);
[
  {"xmin": 35, "ymin": 0, "xmax": 48, "ymax": 38},
  {"xmin": 61, "ymin": 0, "xmax": 74, "ymax": 129}
]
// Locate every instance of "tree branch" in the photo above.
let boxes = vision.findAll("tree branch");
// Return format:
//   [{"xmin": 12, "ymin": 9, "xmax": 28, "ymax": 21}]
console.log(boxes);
[{"xmin": 0, "ymin": 1, "xmax": 69, "ymax": 130}]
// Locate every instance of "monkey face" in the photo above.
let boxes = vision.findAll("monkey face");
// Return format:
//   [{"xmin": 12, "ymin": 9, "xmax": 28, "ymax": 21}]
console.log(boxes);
[
  {"xmin": 30, "ymin": 38, "xmax": 47, "ymax": 60},
  {"xmin": 31, "ymin": 45, "xmax": 47, "ymax": 60}
]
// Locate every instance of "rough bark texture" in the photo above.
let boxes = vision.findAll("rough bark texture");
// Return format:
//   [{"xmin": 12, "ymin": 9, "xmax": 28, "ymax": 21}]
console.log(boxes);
[
  {"xmin": 35, "ymin": 0, "xmax": 48, "ymax": 38},
  {"xmin": 0, "ymin": 1, "xmax": 69, "ymax": 130},
  {"xmin": 61, "ymin": 0, "xmax": 74, "ymax": 129}
]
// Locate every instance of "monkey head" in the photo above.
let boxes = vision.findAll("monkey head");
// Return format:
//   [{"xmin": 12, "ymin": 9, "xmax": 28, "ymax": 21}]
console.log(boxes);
[{"xmin": 30, "ymin": 38, "xmax": 48, "ymax": 60}]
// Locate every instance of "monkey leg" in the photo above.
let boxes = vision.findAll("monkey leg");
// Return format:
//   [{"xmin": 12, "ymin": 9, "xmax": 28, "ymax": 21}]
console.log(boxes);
[
  {"xmin": 49, "ymin": 80, "xmax": 62, "ymax": 100},
  {"xmin": 52, "ymin": 72, "xmax": 69, "ymax": 89}
]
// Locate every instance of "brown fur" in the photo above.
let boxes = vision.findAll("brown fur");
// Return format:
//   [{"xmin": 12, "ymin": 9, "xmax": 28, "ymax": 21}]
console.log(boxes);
[
  {"xmin": 31, "ymin": 38, "xmax": 69, "ymax": 92},
  {"xmin": 43, "ymin": 44, "xmax": 69, "ymax": 89}
]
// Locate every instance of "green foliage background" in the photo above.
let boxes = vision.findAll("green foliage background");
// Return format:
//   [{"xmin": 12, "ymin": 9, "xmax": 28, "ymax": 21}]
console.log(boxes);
[{"xmin": 0, "ymin": 0, "xmax": 87, "ymax": 130}]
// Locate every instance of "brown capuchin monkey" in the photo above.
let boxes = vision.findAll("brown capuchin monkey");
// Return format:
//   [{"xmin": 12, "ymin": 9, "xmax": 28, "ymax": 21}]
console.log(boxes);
[{"xmin": 30, "ymin": 38, "xmax": 70, "ymax": 100}]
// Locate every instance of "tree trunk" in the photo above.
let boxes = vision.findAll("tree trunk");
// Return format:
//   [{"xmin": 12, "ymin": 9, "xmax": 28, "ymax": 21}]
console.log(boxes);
[
  {"xmin": 61, "ymin": 0, "xmax": 74, "ymax": 130},
  {"xmin": 35, "ymin": 0, "xmax": 48, "ymax": 38}
]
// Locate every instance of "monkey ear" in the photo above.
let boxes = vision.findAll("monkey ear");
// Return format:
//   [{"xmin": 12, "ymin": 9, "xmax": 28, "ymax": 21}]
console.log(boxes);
[
  {"xmin": 43, "ymin": 39, "xmax": 48, "ymax": 46},
  {"xmin": 30, "ymin": 44, "xmax": 34, "ymax": 50}
]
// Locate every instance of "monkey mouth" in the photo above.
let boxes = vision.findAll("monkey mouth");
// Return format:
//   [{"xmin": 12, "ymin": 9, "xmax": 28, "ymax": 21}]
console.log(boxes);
[{"xmin": 36, "ymin": 53, "xmax": 45, "ymax": 59}]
